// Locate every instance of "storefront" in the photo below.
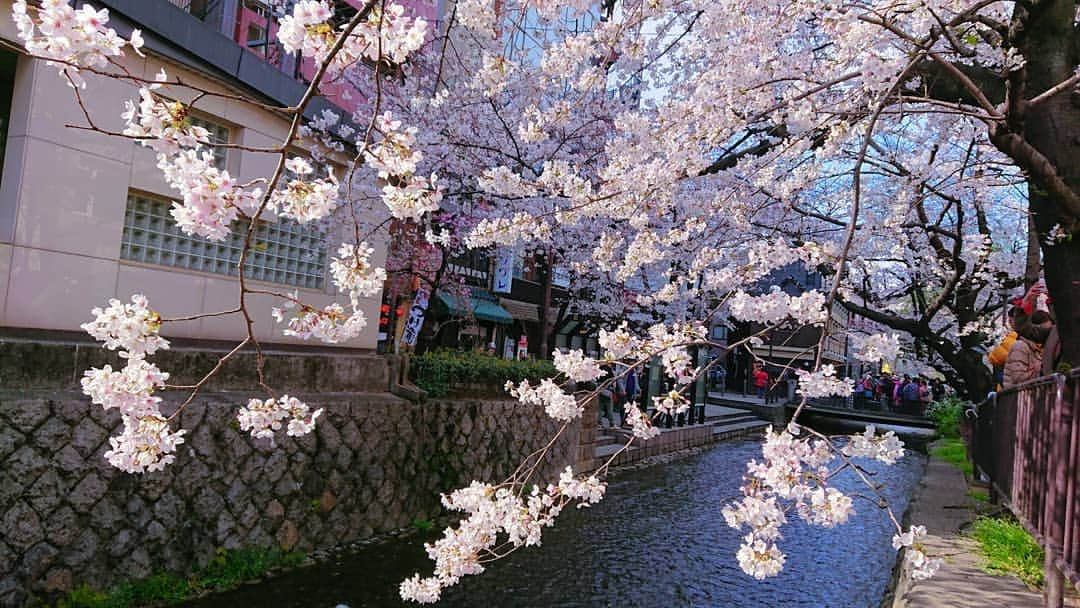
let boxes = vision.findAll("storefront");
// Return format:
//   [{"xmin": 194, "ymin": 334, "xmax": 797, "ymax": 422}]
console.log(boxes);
[{"xmin": 430, "ymin": 287, "xmax": 514, "ymax": 350}]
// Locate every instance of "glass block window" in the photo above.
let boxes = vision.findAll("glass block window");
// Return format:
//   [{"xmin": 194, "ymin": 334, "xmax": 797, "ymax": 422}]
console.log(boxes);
[
  {"xmin": 188, "ymin": 115, "xmax": 230, "ymax": 170},
  {"xmin": 121, "ymin": 193, "xmax": 327, "ymax": 289}
]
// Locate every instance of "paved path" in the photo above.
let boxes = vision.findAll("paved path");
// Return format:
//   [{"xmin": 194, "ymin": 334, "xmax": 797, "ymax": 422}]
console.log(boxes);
[{"xmin": 891, "ymin": 448, "xmax": 1045, "ymax": 608}]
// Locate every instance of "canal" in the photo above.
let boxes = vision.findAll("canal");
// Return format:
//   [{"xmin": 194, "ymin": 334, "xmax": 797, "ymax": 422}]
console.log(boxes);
[{"xmin": 184, "ymin": 437, "xmax": 926, "ymax": 608}]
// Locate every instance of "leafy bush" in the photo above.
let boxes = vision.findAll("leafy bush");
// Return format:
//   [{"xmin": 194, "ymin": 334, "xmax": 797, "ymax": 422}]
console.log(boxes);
[
  {"xmin": 410, "ymin": 349, "xmax": 556, "ymax": 397},
  {"xmin": 925, "ymin": 395, "xmax": 969, "ymax": 438},
  {"xmin": 54, "ymin": 547, "xmax": 305, "ymax": 608},
  {"xmin": 970, "ymin": 516, "xmax": 1044, "ymax": 588}
]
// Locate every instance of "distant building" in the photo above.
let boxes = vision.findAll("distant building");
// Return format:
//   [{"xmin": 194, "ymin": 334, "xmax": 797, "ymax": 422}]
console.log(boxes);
[
  {"xmin": 724, "ymin": 262, "xmax": 849, "ymax": 393},
  {"xmin": 0, "ymin": 0, "xmax": 435, "ymax": 348}
]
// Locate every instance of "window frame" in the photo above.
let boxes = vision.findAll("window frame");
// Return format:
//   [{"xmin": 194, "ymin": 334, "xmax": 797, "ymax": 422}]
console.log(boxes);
[{"xmin": 121, "ymin": 191, "xmax": 329, "ymax": 290}]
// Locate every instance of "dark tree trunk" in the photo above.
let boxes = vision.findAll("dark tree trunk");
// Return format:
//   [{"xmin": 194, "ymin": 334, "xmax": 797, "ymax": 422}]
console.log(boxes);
[
  {"xmin": 1016, "ymin": 0, "xmax": 1080, "ymax": 372},
  {"xmin": 1038, "ymin": 216, "xmax": 1080, "ymax": 372},
  {"xmin": 936, "ymin": 342, "xmax": 994, "ymax": 401},
  {"xmin": 1025, "ymin": 210, "xmax": 1042, "ymax": 290}
]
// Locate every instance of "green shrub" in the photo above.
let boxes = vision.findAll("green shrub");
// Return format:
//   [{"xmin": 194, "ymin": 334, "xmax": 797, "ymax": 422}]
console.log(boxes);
[
  {"xmin": 925, "ymin": 396, "xmax": 969, "ymax": 438},
  {"xmin": 54, "ymin": 547, "xmax": 305, "ymax": 608},
  {"xmin": 410, "ymin": 350, "xmax": 556, "ymax": 397},
  {"xmin": 970, "ymin": 516, "xmax": 1044, "ymax": 588}
]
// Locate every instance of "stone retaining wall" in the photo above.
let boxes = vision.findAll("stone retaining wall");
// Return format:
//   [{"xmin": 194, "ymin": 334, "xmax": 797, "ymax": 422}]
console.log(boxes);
[
  {"xmin": 604, "ymin": 425, "xmax": 734, "ymax": 468},
  {"xmin": 0, "ymin": 390, "xmax": 581, "ymax": 607}
]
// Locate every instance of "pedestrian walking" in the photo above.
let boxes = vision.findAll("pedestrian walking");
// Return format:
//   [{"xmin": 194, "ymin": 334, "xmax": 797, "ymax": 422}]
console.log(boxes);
[
  {"xmin": 892, "ymin": 375, "xmax": 908, "ymax": 412},
  {"xmin": 879, "ymin": 373, "xmax": 894, "ymax": 411},
  {"xmin": 900, "ymin": 376, "xmax": 920, "ymax": 415},
  {"xmin": 917, "ymin": 379, "xmax": 932, "ymax": 415},
  {"xmin": 753, "ymin": 364, "xmax": 768, "ymax": 400},
  {"xmin": 625, "ymin": 366, "xmax": 638, "ymax": 412}
]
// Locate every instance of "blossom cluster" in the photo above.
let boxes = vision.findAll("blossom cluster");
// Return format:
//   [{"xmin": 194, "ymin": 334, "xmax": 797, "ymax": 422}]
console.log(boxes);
[
  {"xmin": 329, "ymin": 242, "xmax": 387, "ymax": 308},
  {"xmin": 365, "ymin": 112, "xmax": 423, "ymax": 177},
  {"xmin": 652, "ymin": 390, "xmax": 690, "ymax": 416},
  {"xmin": 852, "ymin": 332, "xmax": 902, "ymax": 363},
  {"xmin": 80, "ymin": 294, "xmax": 169, "ymax": 356},
  {"xmin": 841, "ymin": 425, "xmax": 905, "ymax": 464},
  {"xmin": 598, "ymin": 323, "xmax": 640, "ymax": 361},
  {"xmin": 552, "ymin": 349, "xmax": 604, "ymax": 383},
  {"xmin": 81, "ymin": 355, "xmax": 170, "ymax": 420},
  {"xmin": 270, "ymin": 158, "xmax": 340, "ymax": 223},
  {"xmin": 623, "ymin": 402, "xmax": 661, "ymax": 440},
  {"xmin": 102, "ymin": 414, "xmax": 186, "ymax": 474},
  {"xmin": 12, "ymin": 0, "xmax": 144, "ymax": 88},
  {"xmin": 728, "ymin": 288, "xmax": 829, "ymax": 326},
  {"xmin": 454, "ymin": 0, "xmax": 496, "ymax": 35},
  {"xmin": 157, "ymin": 149, "xmax": 262, "ymax": 240},
  {"xmin": 80, "ymin": 295, "xmax": 185, "ymax": 473},
  {"xmin": 278, "ymin": 1, "xmax": 428, "ymax": 78},
  {"xmin": 400, "ymin": 467, "xmax": 605, "ymax": 604},
  {"xmin": 272, "ymin": 300, "xmax": 367, "ymax": 344},
  {"xmin": 892, "ymin": 525, "xmax": 942, "ymax": 580},
  {"xmin": 1044, "ymin": 223, "xmax": 1070, "ymax": 246},
  {"xmin": 506, "ymin": 378, "xmax": 582, "ymax": 421},
  {"xmin": 722, "ymin": 424, "xmax": 911, "ymax": 579},
  {"xmin": 795, "ymin": 364, "xmax": 855, "ymax": 399},
  {"xmin": 381, "ymin": 174, "xmax": 444, "ymax": 221},
  {"xmin": 364, "ymin": 112, "xmax": 443, "ymax": 221},
  {"xmin": 122, "ymin": 87, "xmax": 210, "ymax": 155},
  {"xmin": 465, "ymin": 214, "xmax": 552, "ymax": 249},
  {"xmin": 237, "ymin": 394, "xmax": 323, "ymax": 439}
]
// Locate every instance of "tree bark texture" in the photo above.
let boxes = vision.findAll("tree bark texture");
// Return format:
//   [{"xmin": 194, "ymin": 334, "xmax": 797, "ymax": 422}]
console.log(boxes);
[{"xmin": 1014, "ymin": 0, "xmax": 1080, "ymax": 372}]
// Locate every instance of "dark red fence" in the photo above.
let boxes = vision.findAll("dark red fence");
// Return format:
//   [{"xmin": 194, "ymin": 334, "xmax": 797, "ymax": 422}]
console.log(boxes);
[{"xmin": 969, "ymin": 372, "xmax": 1080, "ymax": 591}]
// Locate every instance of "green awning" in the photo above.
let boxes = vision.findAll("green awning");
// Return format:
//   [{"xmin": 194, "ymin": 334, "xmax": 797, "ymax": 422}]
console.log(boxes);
[{"xmin": 436, "ymin": 290, "xmax": 514, "ymax": 324}]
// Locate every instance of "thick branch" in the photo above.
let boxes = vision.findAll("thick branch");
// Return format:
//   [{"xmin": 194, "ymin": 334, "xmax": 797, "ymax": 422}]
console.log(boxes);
[{"xmin": 990, "ymin": 129, "xmax": 1080, "ymax": 219}]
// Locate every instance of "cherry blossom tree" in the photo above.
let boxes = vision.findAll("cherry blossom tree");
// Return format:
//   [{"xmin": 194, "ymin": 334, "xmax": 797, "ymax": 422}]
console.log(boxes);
[{"xmin": 16, "ymin": 0, "xmax": 1080, "ymax": 601}]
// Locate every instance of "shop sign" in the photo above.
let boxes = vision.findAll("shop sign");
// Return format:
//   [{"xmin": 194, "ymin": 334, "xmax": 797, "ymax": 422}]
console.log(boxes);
[
  {"xmin": 400, "ymin": 287, "xmax": 430, "ymax": 348},
  {"xmin": 493, "ymin": 250, "xmax": 514, "ymax": 293}
]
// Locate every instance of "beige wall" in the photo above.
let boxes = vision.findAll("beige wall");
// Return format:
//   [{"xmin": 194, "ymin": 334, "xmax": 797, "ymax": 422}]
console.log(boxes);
[{"xmin": 0, "ymin": 15, "xmax": 385, "ymax": 349}]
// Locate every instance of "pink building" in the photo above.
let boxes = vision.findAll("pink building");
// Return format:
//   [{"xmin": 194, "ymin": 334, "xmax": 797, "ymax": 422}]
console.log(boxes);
[{"xmin": 182, "ymin": 0, "xmax": 442, "ymax": 116}]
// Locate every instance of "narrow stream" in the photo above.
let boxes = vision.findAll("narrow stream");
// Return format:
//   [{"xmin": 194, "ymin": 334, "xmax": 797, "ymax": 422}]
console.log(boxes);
[{"xmin": 184, "ymin": 437, "xmax": 925, "ymax": 608}]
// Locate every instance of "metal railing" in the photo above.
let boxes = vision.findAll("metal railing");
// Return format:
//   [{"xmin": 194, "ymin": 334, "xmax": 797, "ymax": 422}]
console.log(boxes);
[{"xmin": 969, "ymin": 371, "xmax": 1079, "ymax": 602}]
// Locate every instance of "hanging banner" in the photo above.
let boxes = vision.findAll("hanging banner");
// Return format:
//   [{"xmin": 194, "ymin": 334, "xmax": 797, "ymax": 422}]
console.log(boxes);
[
  {"xmin": 400, "ymin": 286, "xmax": 430, "ymax": 348},
  {"xmin": 493, "ymin": 249, "xmax": 514, "ymax": 294}
]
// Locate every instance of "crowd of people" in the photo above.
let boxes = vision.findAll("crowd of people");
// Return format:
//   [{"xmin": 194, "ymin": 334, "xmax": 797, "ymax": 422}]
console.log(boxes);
[
  {"xmin": 852, "ymin": 372, "xmax": 949, "ymax": 415},
  {"xmin": 988, "ymin": 280, "xmax": 1060, "ymax": 390},
  {"xmin": 596, "ymin": 279, "xmax": 1059, "ymax": 429}
]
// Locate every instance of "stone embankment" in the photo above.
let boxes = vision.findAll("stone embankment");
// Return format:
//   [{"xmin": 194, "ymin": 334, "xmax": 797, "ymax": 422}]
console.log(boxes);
[{"xmin": 0, "ymin": 338, "xmax": 584, "ymax": 607}]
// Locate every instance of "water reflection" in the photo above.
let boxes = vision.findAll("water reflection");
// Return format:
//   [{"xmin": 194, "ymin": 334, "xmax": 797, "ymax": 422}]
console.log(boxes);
[{"xmin": 184, "ymin": 438, "xmax": 924, "ymax": 608}]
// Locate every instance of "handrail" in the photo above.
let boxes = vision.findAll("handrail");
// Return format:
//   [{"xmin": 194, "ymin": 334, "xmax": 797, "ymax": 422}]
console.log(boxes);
[{"xmin": 968, "ymin": 371, "xmax": 1079, "ymax": 604}]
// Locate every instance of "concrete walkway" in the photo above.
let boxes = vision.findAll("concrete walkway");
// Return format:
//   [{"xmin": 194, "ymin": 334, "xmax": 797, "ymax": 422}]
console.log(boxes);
[{"xmin": 891, "ymin": 449, "xmax": 1044, "ymax": 608}]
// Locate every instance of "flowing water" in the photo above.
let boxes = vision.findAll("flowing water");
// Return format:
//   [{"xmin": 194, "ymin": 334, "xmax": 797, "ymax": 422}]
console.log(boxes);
[{"xmin": 184, "ymin": 437, "xmax": 926, "ymax": 608}]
